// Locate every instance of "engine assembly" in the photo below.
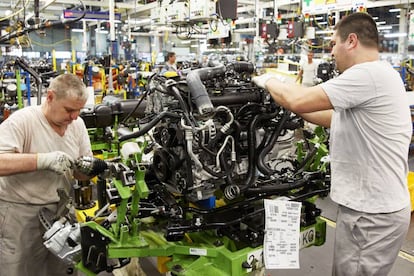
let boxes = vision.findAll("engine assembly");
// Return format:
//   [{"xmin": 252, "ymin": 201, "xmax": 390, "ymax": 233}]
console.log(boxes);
[{"xmin": 49, "ymin": 60, "xmax": 331, "ymax": 275}]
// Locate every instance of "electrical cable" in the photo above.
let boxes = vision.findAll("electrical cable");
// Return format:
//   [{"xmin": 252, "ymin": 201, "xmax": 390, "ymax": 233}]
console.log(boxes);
[
  {"xmin": 0, "ymin": 0, "xmax": 86, "ymax": 44},
  {"xmin": 30, "ymin": 38, "xmax": 73, "ymax": 47},
  {"xmin": 119, "ymin": 88, "xmax": 150, "ymax": 125},
  {"xmin": 0, "ymin": 0, "xmax": 30, "ymax": 22}
]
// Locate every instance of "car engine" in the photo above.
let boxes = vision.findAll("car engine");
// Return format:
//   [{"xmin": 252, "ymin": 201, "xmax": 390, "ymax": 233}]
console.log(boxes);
[{"xmin": 46, "ymin": 60, "xmax": 331, "ymax": 275}]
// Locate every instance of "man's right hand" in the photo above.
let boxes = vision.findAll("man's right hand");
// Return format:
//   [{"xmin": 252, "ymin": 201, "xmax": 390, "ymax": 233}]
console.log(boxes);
[
  {"xmin": 252, "ymin": 73, "xmax": 285, "ymax": 89},
  {"xmin": 37, "ymin": 151, "xmax": 74, "ymax": 175}
]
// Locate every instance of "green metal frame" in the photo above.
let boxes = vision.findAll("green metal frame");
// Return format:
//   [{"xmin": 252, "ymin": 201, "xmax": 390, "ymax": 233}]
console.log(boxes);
[
  {"xmin": 76, "ymin": 127, "xmax": 329, "ymax": 276},
  {"xmin": 75, "ymin": 155, "xmax": 326, "ymax": 276},
  {"xmin": 77, "ymin": 219, "xmax": 326, "ymax": 276}
]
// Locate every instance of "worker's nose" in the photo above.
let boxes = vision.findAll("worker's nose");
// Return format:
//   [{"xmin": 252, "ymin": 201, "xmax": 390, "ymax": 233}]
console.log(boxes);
[{"xmin": 69, "ymin": 110, "xmax": 80, "ymax": 120}]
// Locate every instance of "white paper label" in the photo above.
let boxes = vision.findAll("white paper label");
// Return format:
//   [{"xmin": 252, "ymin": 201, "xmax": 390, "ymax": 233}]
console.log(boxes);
[
  {"xmin": 189, "ymin": 248, "xmax": 207, "ymax": 256},
  {"xmin": 263, "ymin": 199, "xmax": 302, "ymax": 269}
]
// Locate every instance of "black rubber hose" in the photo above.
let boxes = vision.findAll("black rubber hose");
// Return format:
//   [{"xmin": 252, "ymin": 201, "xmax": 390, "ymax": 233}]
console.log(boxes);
[
  {"xmin": 230, "ymin": 61, "xmax": 255, "ymax": 74},
  {"xmin": 118, "ymin": 111, "xmax": 181, "ymax": 142},
  {"xmin": 119, "ymin": 90, "xmax": 149, "ymax": 125},
  {"xmin": 238, "ymin": 111, "xmax": 283, "ymax": 194},
  {"xmin": 220, "ymin": 152, "xmax": 235, "ymax": 186},
  {"xmin": 245, "ymin": 172, "xmax": 325, "ymax": 197},
  {"xmin": 210, "ymin": 91, "xmax": 262, "ymax": 106},
  {"xmin": 244, "ymin": 178, "xmax": 309, "ymax": 197},
  {"xmin": 240, "ymin": 114, "xmax": 262, "ymax": 191},
  {"xmin": 256, "ymin": 111, "xmax": 291, "ymax": 175},
  {"xmin": 0, "ymin": 0, "xmax": 86, "ymax": 43},
  {"xmin": 202, "ymin": 163, "xmax": 225, "ymax": 178},
  {"xmin": 294, "ymin": 146, "xmax": 319, "ymax": 174},
  {"xmin": 169, "ymin": 85, "xmax": 194, "ymax": 128}
]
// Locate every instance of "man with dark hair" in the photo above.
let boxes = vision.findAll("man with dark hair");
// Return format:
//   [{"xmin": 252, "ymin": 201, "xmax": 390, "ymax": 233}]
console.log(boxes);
[
  {"xmin": 296, "ymin": 51, "xmax": 319, "ymax": 87},
  {"xmin": 253, "ymin": 12, "xmax": 411, "ymax": 275},
  {"xmin": 0, "ymin": 74, "xmax": 92, "ymax": 275},
  {"xmin": 160, "ymin": 51, "xmax": 178, "ymax": 75}
]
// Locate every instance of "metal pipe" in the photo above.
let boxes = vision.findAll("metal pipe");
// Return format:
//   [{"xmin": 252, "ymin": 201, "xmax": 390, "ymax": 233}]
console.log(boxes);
[
  {"xmin": 14, "ymin": 57, "xmax": 43, "ymax": 105},
  {"xmin": 186, "ymin": 64, "xmax": 226, "ymax": 116}
]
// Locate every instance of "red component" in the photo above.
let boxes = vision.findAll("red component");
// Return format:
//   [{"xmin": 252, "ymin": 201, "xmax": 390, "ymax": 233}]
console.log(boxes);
[
  {"xmin": 261, "ymin": 23, "xmax": 268, "ymax": 39},
  {"xmin": 287, "ymin": 21, "xmax": 294, "ymax": 38}
]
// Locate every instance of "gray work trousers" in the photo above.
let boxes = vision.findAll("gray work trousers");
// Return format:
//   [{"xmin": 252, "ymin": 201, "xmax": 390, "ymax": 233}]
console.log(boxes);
[
  {"xmin": 333, "ymin": 204, "xmax": 411, "ymax": 276},
  {"xmin": 0, "ymin": 199, "xmax": 74, "ymax": 276}
]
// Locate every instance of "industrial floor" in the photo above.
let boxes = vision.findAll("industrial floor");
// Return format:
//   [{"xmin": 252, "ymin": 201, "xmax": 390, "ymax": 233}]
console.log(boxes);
[
  {"xmin": 133, "ymin": 197, "xmax": 414, "ymax": 276},
  {"xmin": 266, "ymin": 197, "xmax": 414, "ymax": 276}
]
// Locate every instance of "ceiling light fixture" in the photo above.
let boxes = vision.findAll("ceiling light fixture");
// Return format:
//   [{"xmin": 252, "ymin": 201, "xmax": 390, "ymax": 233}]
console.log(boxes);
[
  {"xmin": 384, "ymin": 32, "xmax": 407, "ymax": 38},
  {"xmin": 377, "ymin": 26, "xmax": 392, "ymax": 30},
  {"xmin": 315, "ymin": 30, "xmax": 334, "ymax": 34}
]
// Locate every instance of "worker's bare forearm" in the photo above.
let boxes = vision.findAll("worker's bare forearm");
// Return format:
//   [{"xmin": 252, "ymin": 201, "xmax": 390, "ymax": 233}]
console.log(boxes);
[
  {"xmin": 299, "ymin": 110, "xmax": 333, "ymax": 128},
  {"xmin": 265, "ymin": 79, "xmax": 333, "ymax": 115},
  {"xmin": 0, "ymin": 153, "xmax": 37, "ymax": 176},
  {"xmin": 265, "ymin": 79, "xmax": 304, "ymax": 111}
]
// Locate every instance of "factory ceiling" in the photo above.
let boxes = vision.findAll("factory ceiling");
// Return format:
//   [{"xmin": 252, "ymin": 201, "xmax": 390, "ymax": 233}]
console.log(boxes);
[{"xmin": 0, "ymin": 0, "xmax": 413, "ymax": 42}]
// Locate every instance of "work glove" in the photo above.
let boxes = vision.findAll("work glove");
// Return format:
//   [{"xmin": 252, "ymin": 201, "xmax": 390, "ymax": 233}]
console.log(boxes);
[
  {"xmin": 252, "ymin": 73, "xmax": 285, "ymax": 89},
  {"xmin": 37, "ymin": 151, "xmax": 74, "ymax": 175}
]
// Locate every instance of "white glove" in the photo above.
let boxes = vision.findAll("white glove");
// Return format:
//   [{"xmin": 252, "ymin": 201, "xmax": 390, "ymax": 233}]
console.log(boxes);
[
  {"xmin": 252, "ymin": 73, "xmax": 285, "ymax": 89},
  {"xmin": 37, "ymin": 151, "xmax": 74, "ymax": 175}
]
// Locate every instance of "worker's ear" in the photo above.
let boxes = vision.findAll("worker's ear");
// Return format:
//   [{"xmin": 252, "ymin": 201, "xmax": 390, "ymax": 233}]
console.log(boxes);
[
  {"xmin": 46, "ymin": 89, "xmax": 56, "ymax": 102},
  {"xmin": 347, "ymin": 33, "xmax": 358, "ymax": 49}
]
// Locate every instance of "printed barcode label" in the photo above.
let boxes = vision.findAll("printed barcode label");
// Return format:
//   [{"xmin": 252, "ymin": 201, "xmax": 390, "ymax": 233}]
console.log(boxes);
[{"xmin": 269, "ymin": 205, "xmax": 279, "ymax": 215}]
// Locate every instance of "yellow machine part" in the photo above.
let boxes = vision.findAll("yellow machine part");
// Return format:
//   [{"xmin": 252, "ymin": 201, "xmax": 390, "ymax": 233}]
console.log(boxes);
[
  {"xmin": 408, "ymin": 171, "xmax": 414, "ymax": 211},
  {"xmin": 163, "ymin": 71, "xmax": 179, "ymax": 78}
]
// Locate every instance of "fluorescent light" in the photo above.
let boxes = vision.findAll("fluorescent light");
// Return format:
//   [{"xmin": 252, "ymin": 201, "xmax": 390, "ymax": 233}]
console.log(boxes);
[
  {"xmin": 126, "ymin": 19, "xmax": 151, "ymax": 26},
  {"xmin": 315, "ymin": 30, "xmax": 334, "ymax": 34},
  {"xmin": 376, "ymin": 21, "xmax": 386, "ymax": 25},
  {"xmin": 95, "ymin": 29, "xmax": 108, "ymax": 34},
  {"xmin": 384, "ymin": 32, "xmax": 407, "ymax": 38},
  {"xmin": 82, "ymin": 19, "xmax": 121, "ymax": 24},
  {"xmin": 235, "ymin": 18, "xmax": 254, "ymax": 24},
  {"xmin": 233, "ymin": 28, "xmax": 256, "ymax": 33},
  {"xmin": 131, "ymin": 32, "xmax": 163, "ymax": 37},
  {"xmin": 378, "ymin": 26, "xmax": 392, "ymax": 30},
  {"xmin": 71, "ymin": 29, "xmax": 84, "ymax": 32},
  {"xmin": 191, "ymin": 34, "xmax": 207, "ymax": 39},
  {"xmin": 389, "ymin": 8, "xmax": 400, "ymax": 12}
]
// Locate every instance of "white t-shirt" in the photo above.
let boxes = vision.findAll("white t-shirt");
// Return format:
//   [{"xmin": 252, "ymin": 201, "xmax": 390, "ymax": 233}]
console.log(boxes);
[
  {"xmin": 0, "ymin": 105, "xmax": 92, "ymax": 204},
  {"xmin": 300, "ymin": 60, "xmax": 318, "ymax": 87},
  {"xmin": 321, "ymin": 60, "xmax": 412, "ymax": 213}
]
